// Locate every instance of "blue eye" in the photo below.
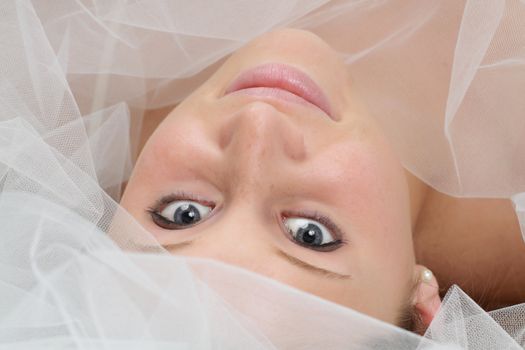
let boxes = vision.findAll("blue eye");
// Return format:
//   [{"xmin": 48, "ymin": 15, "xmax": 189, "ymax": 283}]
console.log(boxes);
[
  {"xmin": 283, "ymin": 217, "xmax": 340, "ymax": 250},
  {"xmin": 151, "ymin": 200, "xmax": 213, "ymax": 229}
]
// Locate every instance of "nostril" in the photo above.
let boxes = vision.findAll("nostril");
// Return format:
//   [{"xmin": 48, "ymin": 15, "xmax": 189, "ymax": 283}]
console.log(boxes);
[
  {"xmin": 218, "ymin": 102, "xmax": 277, "ymax": 155},
  {"xmin": 287, "ymin": 132, "xmax": 306, "ymax": 162},
  {"xmin": 218, "ymin": 101, "xmax": 307, "ymax": 161}
]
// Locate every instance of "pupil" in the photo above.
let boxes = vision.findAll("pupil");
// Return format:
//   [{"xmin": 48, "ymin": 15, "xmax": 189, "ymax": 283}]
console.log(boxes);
[
  {"xmin": 174, "ymin": 204, "xmax": 201, "ymax": 225},
  {"xmin": 298, "ymin": 224, "xmax": 322, "ymax": 245}
]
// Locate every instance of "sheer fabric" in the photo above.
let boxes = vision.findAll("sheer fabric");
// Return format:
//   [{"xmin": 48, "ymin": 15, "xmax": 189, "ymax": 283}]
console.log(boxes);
[{"xmin": 0, "ymin": 0, "xmax": 524, "ymax": 348}]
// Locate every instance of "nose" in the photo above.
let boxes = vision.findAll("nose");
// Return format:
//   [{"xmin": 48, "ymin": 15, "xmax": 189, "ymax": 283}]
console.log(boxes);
[{"xmin": 218, "ymin": 102, "xmax": 306, "ymax": 185}]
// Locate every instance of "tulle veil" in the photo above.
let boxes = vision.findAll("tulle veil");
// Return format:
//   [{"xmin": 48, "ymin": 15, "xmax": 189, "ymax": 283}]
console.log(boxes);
[{"xmin": 0, "ymin": 0, "xmax": 524, "ymax": 348}]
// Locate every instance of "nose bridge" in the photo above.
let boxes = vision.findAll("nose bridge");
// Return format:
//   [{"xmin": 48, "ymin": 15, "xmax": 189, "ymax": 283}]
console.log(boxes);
[{"xmin": 188, "ymin": 208, "xmax": 272, "ymax": 275}]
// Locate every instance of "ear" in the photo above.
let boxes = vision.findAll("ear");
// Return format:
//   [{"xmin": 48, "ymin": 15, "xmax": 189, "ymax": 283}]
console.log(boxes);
[{"xmin": 413, "ymin": 265, "xmax": 441, "ymax": 331}]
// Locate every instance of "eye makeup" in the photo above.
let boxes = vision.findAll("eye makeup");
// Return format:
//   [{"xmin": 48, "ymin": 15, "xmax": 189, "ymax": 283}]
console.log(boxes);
[
  {"xmin": 147, "ymin": 192, "xmax": 348, "ymax": 254},
  {"xmin": 146, "ymin": 191, "xmax": 216, "ymax": 230},
  {"xmin": 280, "ymin": 209, "xmax": 348, "ymax": 252}
]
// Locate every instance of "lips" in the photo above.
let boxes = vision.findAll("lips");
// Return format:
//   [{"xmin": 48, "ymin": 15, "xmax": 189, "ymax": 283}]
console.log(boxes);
[{"xmin": 225, "ymin": 63, "xmax": 333, "ymax": 119}]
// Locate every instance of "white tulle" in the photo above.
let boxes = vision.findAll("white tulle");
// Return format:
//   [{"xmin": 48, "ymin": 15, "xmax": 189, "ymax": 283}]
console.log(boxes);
[{"xmin": 0, "ymin": 0, "xmax": 524, "ymax": 348}]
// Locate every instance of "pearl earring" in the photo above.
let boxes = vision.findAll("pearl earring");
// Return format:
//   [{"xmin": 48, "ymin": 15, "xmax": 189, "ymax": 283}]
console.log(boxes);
[{"xmin": 421, "ymin": 269, "xmax": 433, "ymax": 283}]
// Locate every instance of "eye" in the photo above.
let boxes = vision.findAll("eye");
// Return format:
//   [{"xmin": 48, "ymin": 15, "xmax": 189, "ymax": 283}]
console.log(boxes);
[
  {"xmin": 283, "ymin": 216, "xmax": 342, "ymax": 251},
  {"xmin": 149, "ymin": 200, "xmax": 213, "ymax": 229}
]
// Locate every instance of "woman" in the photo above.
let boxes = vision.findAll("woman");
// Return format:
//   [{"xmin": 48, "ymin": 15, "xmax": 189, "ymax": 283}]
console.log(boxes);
[
  {"xmin": 121, "ymin": 28, "xmax": 443, "ymax": 330},
  {"xmin": 122, "ymin": 25, "xmax": 525, "ymax": 327},
  {"xmin": 0, "ymin": 1, "xmax": 523, "ymax": 348}
]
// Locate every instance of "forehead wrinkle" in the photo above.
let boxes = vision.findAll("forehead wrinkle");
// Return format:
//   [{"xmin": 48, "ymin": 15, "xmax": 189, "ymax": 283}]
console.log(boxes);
[{"xmin": 277, "ymin": 249, "xmax": 351, "ymax": 280}]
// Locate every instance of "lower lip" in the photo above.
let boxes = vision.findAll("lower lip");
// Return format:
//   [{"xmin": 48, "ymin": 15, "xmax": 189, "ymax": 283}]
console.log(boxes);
[{"xmin": 225, "ymin": 63, "xmax": 333, "ymax": 118}]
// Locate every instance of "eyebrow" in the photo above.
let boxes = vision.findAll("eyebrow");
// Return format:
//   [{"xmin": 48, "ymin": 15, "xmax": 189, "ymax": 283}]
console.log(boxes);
[
  {"xmin": 276, "ymin": 250, "xmax": 352, "ymax": 280},
  {"xmin": 158, "ymin": 241, "xmax": 351, "ymax": 280}
]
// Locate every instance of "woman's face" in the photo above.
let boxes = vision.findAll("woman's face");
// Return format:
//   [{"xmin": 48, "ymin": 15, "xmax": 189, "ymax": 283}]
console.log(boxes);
[{"xmin": 121, "ymin": 29, "xmax": 417, "ymax": 324}]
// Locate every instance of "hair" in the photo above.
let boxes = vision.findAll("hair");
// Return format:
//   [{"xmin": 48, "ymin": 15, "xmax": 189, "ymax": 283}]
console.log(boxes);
[
  {"xmin": 397, "ymin": 303, "xmax": 424, "ymax": 333},
  {"xmin": 396, "ymin": 276, "xmax": 425, "ymax": 333}
]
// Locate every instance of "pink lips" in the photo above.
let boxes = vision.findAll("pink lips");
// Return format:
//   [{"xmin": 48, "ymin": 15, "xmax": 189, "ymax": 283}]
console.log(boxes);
[{"xmin": 225, "ymin": 63, "xmax": 333, "ymax": 119}]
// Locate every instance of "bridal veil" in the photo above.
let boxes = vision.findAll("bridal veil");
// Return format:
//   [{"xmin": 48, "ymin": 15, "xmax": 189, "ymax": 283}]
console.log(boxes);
[{"xmin": 0, "ymin": 1, "xmax": 524, "ymax": 348}]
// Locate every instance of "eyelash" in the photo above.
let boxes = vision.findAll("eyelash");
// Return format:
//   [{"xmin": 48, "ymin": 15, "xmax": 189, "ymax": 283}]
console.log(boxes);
[
  {"xmin": 146, "ymin": 192, "xmax": 347, "ymax": 252},
  {"xmin": 280, "ymin": 210, "xmax": 346, "ymax": 252},
  {"xmin": 146, "ymin": 191, "xmax": 216, "ymax": 229},
  {"xmin": 150, "ymin": 191, "xmax": 215, "ymax": 208}
]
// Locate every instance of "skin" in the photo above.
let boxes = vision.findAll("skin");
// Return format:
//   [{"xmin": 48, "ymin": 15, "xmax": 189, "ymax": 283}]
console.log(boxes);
[
  {"xmin": 120, "ymin": 29, "xmax": 440, "ymax": 325},
  {"xmin": 414, "ymin": 192, "xmax": 525, "ymax": 309}
]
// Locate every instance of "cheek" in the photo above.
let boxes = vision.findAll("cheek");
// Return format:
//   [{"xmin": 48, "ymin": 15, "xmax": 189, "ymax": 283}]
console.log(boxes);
[
  {"xmin": 120, "ymin": 128, "xmax": 180, "ymax": 217},
  {"xmin": 318, "ymin": 140, "xmax": 411, "ymax": 239},
  {"xmin": 316, "ymin": 141, "xmax": 414, "ymax": 289},
  {"xmin": 132, "ymin": 116, "xmax": 213, "ymax": 184},
  {"xmin": 351, "ymin": 157, "xmax": 414, "ymax": 311},
  {"xmin": 121, "ymin": 115, "xmax": 221, "ymax": 229},
  {"xmin": 350, "ymin": 152, "xmax": 412, "ymax": 257}
]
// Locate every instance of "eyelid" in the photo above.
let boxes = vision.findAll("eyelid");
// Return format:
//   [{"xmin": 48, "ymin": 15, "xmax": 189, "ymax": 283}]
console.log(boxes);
[
  {"xmin": 279, "ymin": 210, "xmax": 348, "ymax": 254},
  {"xmin": 280, "ymin": 209, "xmax": 346, "ymax": 243},
  {"xmin": 147, "ymin": 191, "xmax": 217, "ymax": 229},
  {"xmin": 148, "ymin": 193, "xmax": 348, "ymax": 250},
  {"xmin": 150, "ymin": 191, "xmax": 216, "ymax": 212}
]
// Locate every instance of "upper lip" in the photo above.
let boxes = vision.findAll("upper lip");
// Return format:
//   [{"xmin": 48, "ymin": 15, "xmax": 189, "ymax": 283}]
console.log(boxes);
[{"xmin": 224, "ymin": 63, "xmax": 333, "ymax": 118}]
